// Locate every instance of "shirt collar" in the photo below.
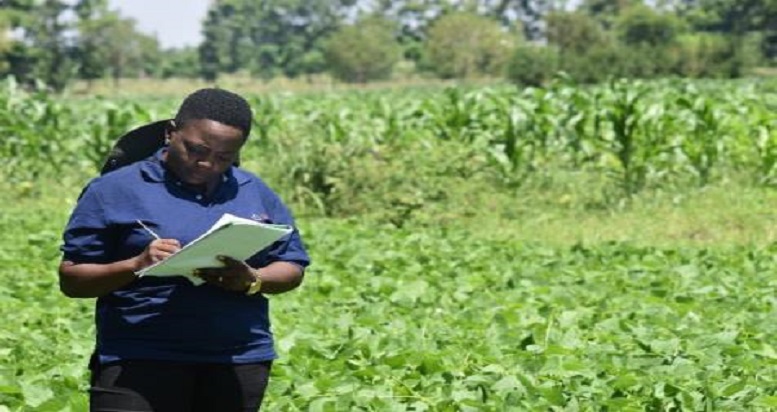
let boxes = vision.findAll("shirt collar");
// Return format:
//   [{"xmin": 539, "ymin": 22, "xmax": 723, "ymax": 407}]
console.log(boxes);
[{"xmin": 139, "ymin": 148, "xmax": 250, "ymax": 185}]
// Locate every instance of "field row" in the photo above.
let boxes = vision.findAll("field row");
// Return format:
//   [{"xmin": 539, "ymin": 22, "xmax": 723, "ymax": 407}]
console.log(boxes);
[
  {"xmin": 2, "ymin": 78, "xmax": 777, "ymax": 198},
  {"xmin": 1, "ymin": 203, "xmax": 776, "ymax": 409}
]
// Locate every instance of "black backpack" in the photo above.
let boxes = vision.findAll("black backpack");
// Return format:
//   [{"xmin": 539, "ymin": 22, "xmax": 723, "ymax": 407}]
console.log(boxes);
[{"xmin": 100, "ymin": 120, "xmax": 241, "ymax": 175}]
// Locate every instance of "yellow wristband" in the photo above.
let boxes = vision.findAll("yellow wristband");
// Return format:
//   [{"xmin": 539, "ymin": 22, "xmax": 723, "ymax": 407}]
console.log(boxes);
[{"xmin": 245, "ymin": 270, "xmax": 263, "ymax": 296}]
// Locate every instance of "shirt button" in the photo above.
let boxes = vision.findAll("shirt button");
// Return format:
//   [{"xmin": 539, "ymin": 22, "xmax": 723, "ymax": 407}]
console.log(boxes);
[
  {"xmin": 196, "ymin": 195, "xmax": 203, "ymax": 200},
  {"xmin": 175, "ymin": 181, "xmax": 182, "ymax": 186}
]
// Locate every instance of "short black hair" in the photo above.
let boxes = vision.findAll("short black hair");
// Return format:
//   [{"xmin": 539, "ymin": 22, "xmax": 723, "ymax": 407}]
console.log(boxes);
[{"xmin": 174, "ymin": 88, "xmax": 253, "ymax": 138}]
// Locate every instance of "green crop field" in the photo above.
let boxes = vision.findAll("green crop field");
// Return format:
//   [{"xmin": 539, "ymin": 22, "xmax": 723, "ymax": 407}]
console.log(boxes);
[{"xmin": 1, "ymin": 77, "xmax": 777, "ymax": 410}]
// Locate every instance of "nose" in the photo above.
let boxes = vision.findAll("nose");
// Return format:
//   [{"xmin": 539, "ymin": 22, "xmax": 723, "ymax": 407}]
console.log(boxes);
[
  {"xmin": 195, "ymin": 158, "xmax": 214, "ymax": 170},
  {"xmin": 196, "ymin": 151, "xmax": 219, "ymax": 165}
]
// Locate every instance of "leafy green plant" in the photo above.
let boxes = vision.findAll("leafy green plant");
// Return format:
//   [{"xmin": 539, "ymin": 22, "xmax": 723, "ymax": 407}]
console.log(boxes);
[
  {"xmin": 596, "ymin": 79, "xmax": 662, "ymax": 196},
  {"xmin": 3, "ymin": 79, "xmax": 777, "ymax": 410},
  {"xmin": 676, "ymin": 87, "xmax": 725, "ymax": 186},
  {"xmin": 323, "ymin": 17, "xmax": 402, "ymax": 83},
  {"xmin": 750, "ymin": 104, "xmax": 777, "ymax": 185}
]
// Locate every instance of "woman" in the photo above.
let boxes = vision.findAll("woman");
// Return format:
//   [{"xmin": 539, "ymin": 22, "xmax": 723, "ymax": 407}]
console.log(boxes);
[{"xmin": 59, "ymin": 88, "xmax": 310, "ymax": 411}]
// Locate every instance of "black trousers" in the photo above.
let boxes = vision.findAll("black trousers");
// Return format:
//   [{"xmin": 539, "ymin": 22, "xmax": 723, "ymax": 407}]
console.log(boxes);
[{"xmin": 89, "ymin": 358, "xmax": 272, "ymax": 412}]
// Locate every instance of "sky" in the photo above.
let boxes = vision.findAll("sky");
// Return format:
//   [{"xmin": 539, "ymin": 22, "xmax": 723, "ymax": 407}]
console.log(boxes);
[{"xmin": 108, "ymin": 0, "xmax": 210, "ymax": 49}]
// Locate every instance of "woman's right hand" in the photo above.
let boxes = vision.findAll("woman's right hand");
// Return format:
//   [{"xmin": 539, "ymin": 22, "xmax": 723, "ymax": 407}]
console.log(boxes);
[
  {"xmin": 134, "ymin": 239, "xmax": 181, "ymax": 271},
  {"xmin": 59, "ymin": 238, "xmax": 181, "ymax": 298}
]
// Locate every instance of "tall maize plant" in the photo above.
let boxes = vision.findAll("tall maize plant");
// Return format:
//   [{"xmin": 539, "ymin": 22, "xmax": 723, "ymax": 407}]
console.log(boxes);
[
  {"xmin": 0, "ymin": 79, "xmax": 73, "ymax": 181},
  {"xmin": 676, "ymin": 85, "xmax": 726, "ymax": 187},
  {"xmin": 595, "ymin": 80, "xmax": 668, "ymax": 196},
  {"xmin": 552, "ymin": 82, "xmax": 599, "ymax": 168},
  {"xmin": 751, "ymin": 104, "xmax": 777, "ymax": 185},
  {"xmin": 2, "ymin": 78, "xmax": 777, "ymax": 204}
]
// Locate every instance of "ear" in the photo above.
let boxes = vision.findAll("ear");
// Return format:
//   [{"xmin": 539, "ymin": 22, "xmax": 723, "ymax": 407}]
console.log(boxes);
[{"xmin": 164, "ymin": 120, "xmax": 177, "ymax": 144}]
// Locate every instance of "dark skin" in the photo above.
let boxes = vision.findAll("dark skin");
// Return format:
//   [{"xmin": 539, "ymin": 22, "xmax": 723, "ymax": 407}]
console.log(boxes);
[{"xmin": 59, "ymin": 118, "xmax": 304, "ymax": 298}]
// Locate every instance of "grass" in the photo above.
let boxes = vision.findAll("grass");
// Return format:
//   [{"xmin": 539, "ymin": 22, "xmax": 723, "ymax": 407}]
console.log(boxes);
[
  {"xmin": 751, "ymin": 66, "xmax": 777, "ymax": 77},
  {"xmin": 492, "ymin": 184, "xmax": 777, "ymax": 248},
  {"xmin": 4, "ymin": 175, "xmax": 777, "ymax": 409},
  {"xmin": 14, "ymin": 175, "xmax": 777, "ymax": 252}
]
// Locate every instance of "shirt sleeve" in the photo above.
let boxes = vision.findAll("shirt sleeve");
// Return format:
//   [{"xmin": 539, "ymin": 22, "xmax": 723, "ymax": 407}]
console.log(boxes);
[
  {"xmin": 60, "ymin": 183, "xmax": 116, "ymax": 264},
  {"xmin": 246, "ymin": 191, "xmax": 311, "ymax": 269}
]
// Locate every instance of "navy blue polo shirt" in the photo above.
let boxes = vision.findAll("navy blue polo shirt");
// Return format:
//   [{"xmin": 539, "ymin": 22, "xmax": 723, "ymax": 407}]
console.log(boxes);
[{"xmin": 60, "ymin": 150, "xmax": 310, "ymax": 364}]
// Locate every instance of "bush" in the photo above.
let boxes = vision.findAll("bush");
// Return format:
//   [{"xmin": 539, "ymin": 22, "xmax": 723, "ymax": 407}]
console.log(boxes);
[
  {"xmin": 558, "ymin": 43, "xmax": 624, "ymax": 84},
  {"xmin": 423, "ymin": 12, "xmax": 518, "ymax": 79},
  {"xmin": 673, "ymin": 33, "xmax": 762, "ymax": 78},
  {"xmin": 506, "ymin": 45, "xmax": 560, "ymax": 87},
  {"xmin": 534, "ymin": 43, "xmax": 664, "ymax": 84},
  {"xmin": 545, "ymin": 11, "xmax": 608, "ymax": 55},
  {"xmin": 615, "ymin": 5, "xmax": 685, "ymax": 47},
  {"xmin": 323, "ymin": 17, "xmax": 401, "ymax": 83}
]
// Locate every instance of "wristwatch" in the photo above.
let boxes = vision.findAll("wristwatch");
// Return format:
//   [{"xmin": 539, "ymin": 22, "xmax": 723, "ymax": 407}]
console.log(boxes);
[{"xmin": 245, "ymin": 270, "xmax": 263, "ymax": 296}]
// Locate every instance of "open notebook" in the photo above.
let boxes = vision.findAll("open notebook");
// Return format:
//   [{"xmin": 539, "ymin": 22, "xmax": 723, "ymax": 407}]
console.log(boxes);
[{"xmin": 137, "ymin": 213, "xmax": 293, "ymax": 285}]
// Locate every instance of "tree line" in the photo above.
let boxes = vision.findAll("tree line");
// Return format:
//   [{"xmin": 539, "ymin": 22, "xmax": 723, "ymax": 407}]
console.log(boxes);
[{"xmin": 0, "ymin": 0, "xmax": 775, "ymax": 91}]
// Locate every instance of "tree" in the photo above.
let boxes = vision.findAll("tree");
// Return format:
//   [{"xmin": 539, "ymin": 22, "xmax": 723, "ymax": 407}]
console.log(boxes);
[
  {"xmin": 675, "ymin": 32, "xmax": 743, "ymax": 77},
  {"xmin": 12, "ymin": 0, "xmax": 78, "ymax": 91},
  {"xmin": 74, "ymin": 0, "xmax": 111, "ymax": 86},
  {"xmin": 615, "ymin": 4, "xmax": 685, "ymax": 47},
  {"xmin": 371, "ymin": 0, "xmax": 547, "ymax": 64},
  {"xmin": 324, "ymin": 17, "xmax": 401, "ymax": 83},
  {"xmin": 545, "ymin": 11, "xmax": 608, "ymax": 55},
  {"xmin": 423, "ymin": 12, "xmax": 518, "ymax": 78},
  {"xmin": 373, "ymin": 0, "xmax": 454, "ymax": 40},
  {"xmin": 76, "ymin": 10, "xmax": 158, "ymax": 87},
  {"xmin": 507, "ymin": 44, "xmax": 560, "ymax": 86},
  {"xmin": 199, "ymin": 0, "xmax": 359, "ymax": 80},
  {"xmin": 678, "ymin": 0, "xmax": 775, "ymax": 33},
  {"xmin": 0, "ymin": 0, "xmax": 151, "ymax": 91},
  {"xmin": 102, "ymin": 18, "xmax": 157, "ymax": 85},
  {"xmin": 0, "ymin": 10, "xmax": 14, "ymax": 72},
  {"xmin": 371, "ymin": 0, "xmax": 448, "ymax": 65},
  {"xmin": 579, "ymin": 0, "xmax": 639, "ymax": 28},
  {"xmin": 160, "ymin": 47, "xmax": 201, "ymax": 79},
  {"xmin": 473, "ymin": 0, "xmax": 554, "ymax": 40},
  {"xmin": 678, "ymin": 0, "xmax": 776, "ymax": 60}
]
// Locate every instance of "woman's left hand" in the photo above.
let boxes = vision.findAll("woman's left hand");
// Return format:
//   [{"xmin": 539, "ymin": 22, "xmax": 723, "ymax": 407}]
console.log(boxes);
[{"xmin": 195, "ymin": 255, "xmax": 256, "ymax": 292}]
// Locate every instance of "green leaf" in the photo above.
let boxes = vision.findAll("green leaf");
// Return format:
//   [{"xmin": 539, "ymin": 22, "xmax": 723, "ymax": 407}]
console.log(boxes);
[
  {"xmin": 721, "ymin": 380, "xmax": 747, "ymax": 397},
  {"xmin": 20, "ymin": 380, "xmax": 53, "ymax": 408},
  {"xmin": 492, "ymin": 376, "xmax": 523, "ymax": 394},
  {"xmin": 539, "ymin": 386, "xmax": 565, "ymax": 406},
  {"xmin": 752, "ymin": 396, "xmax": 777, "ymax": 408}
]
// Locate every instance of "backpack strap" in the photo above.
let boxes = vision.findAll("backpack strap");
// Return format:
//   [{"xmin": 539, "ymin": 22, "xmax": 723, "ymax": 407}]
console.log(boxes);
[{"xmin": 100, "ymin": 120, "xmax": 170, "ymax": 175}]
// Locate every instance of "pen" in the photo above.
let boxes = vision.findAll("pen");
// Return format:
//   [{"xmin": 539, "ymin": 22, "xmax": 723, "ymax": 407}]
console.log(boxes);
[{"xmin": 136, "ymin": 219, "xmax": 161, "ymax": 240}]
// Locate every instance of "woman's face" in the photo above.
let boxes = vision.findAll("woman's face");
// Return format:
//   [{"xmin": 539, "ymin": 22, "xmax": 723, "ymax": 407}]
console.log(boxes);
[{"xmin": 164, "ymin": 118, "xmax": 245, "ymax": 191}]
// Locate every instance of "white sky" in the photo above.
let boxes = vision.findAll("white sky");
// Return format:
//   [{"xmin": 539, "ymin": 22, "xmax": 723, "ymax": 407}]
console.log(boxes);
[{"xmin": 108, "ymin": 0, "xmax": 210, "ymax": 49}]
